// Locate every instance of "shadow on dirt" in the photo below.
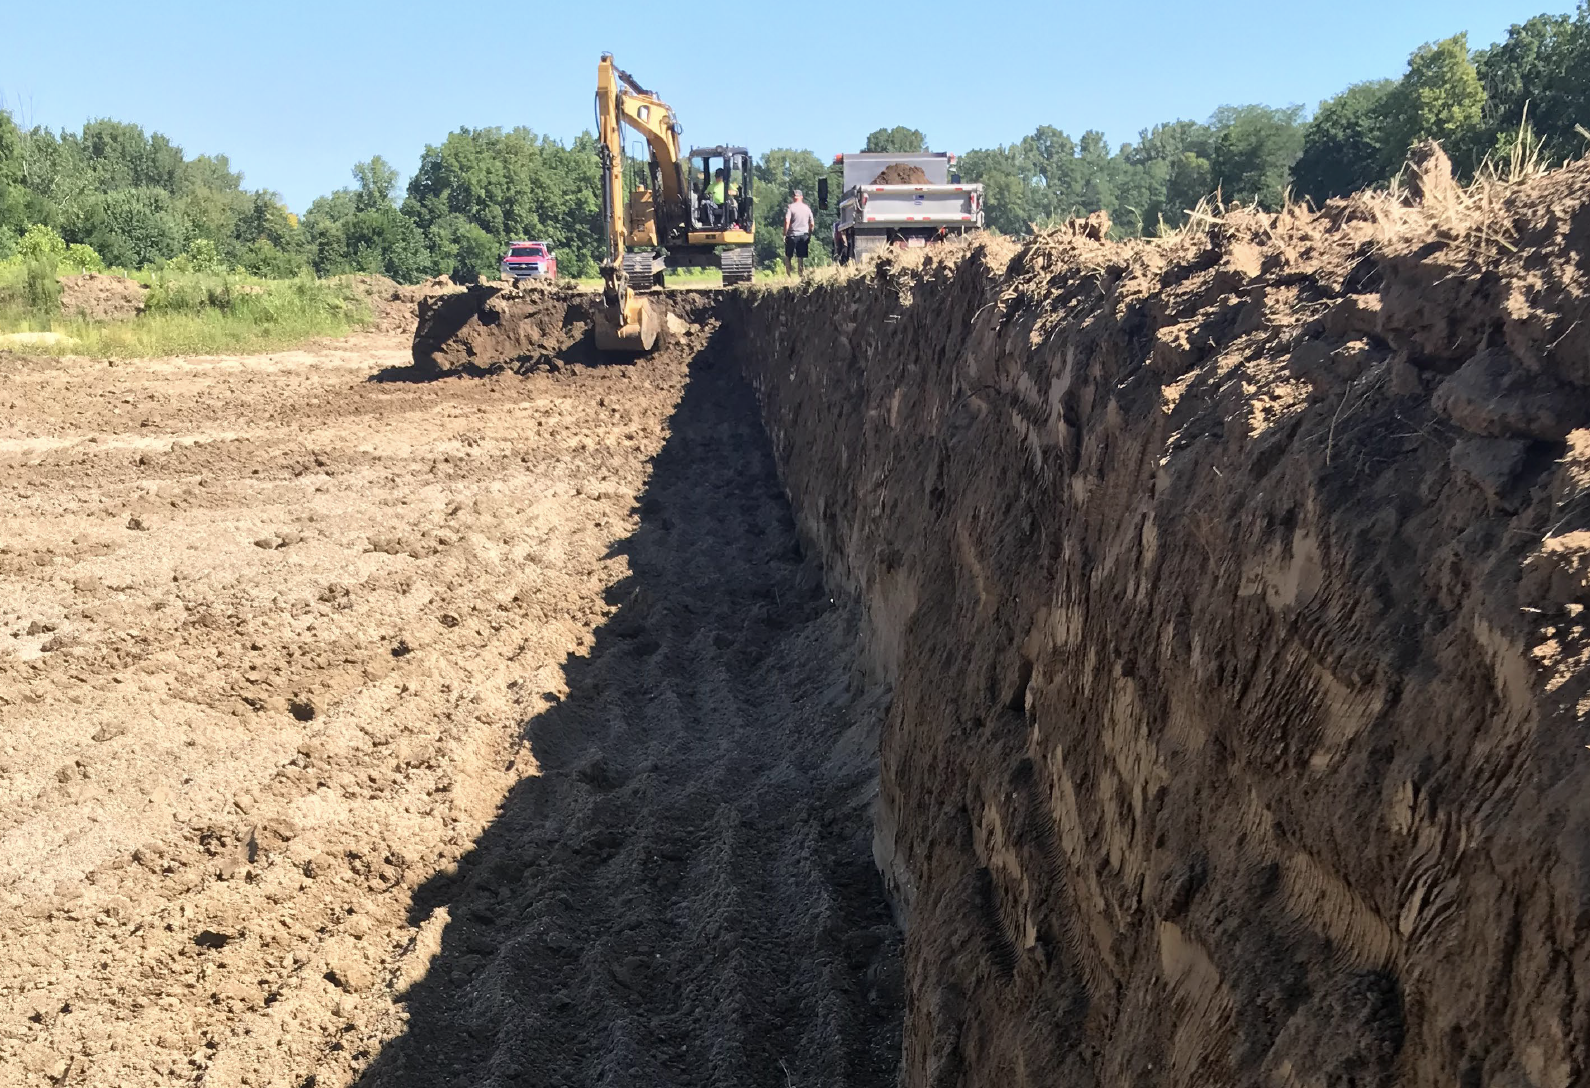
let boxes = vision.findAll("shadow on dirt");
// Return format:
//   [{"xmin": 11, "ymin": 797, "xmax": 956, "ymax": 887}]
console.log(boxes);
[{"xmin": 353, "ymin": 326, "xmax": 904, "ymax": 1088}]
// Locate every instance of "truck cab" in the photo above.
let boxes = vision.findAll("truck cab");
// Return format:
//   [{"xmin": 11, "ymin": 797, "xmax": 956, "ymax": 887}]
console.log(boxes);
[{"xmin": 501, "ymin": 241, "xmax": 557, "ymax": 281}]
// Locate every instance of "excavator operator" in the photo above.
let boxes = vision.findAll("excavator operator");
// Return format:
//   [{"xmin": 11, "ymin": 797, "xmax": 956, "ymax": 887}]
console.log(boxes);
[{"xmin": 702, "ymin": 169, "xmax": 741, "ymax": 228}]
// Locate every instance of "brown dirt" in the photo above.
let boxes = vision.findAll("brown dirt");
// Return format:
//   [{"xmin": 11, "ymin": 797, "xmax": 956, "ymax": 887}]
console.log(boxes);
[
  {"xmin": 872, "ymin": 164, "xmax": 931, "ymax": 186},
  {"xmin": 58, "ymin": 274, "xmax": 148, "ymax": 322},
  {"xmin": 0, "ymin": 319, "xmax": 899, "ymax": 1085},
  {"xmin": 346, "ymin": 275, "xmax": 464, "ymax": 337},
  {"xmin": 735, "ymin": 159, "xmax": 1590, "ymax": 1086},
  {"xmin": 410, "ymin": 282, "xmax": 595, "ymax": 374}
]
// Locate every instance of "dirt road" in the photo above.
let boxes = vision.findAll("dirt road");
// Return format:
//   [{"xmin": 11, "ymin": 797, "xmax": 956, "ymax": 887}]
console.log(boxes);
[{"xmin": 0, "ymin": 323, "xmax": 900, "ymax": 1087}]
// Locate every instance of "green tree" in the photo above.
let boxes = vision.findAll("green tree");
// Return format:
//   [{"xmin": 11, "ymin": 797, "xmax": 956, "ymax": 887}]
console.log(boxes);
[
  {"xmin": 0, "ymin": 110, "xmax": 27, "ymax": 242},
  {"xmin": 1206, "ymin": 104, "xmax": 1305, "ymax": 208},
  {"xmin": 403, "ymin": 127, "xmax": 603, "ymax": 277},
  {"xmin": 1475, "ymin": 8, "xmax": 1590, "ymax": 161},
  {"xmin": 863, "ymin": 126, "xmax": 927, "ymax": 153},
  {"xmin": 429, "ymin": 214, "xmax": 499, "ymax": 282},
  {"xmin": 1293, "ymin": 80, "xmax": 1398, "ymax": 201},
  {"xmin": 353, "ymin": 156, "xmax": 401, "ymax": 211},
  {"xmin": 1384, "ymin": 33, "xmax": 1489, "ymax": 171},
  {"xmin": 83, "ymin": 187, "xmax": 184, "ymax": 268}
]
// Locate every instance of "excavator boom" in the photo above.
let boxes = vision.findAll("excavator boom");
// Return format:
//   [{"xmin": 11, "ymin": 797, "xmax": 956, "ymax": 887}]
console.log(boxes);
[
  {"xmin": 591, "ymin": 54, "xmax": 755, "ymax": 351},
  {"xmin": 593, "ymin": 54, "xmax": 660, "ymax": 352}
]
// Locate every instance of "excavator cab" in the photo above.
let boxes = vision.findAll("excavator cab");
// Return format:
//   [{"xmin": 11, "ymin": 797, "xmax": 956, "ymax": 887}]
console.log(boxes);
[{"xmin": 689, "ymin": 147, "xmax": 754, "ymax": 233}]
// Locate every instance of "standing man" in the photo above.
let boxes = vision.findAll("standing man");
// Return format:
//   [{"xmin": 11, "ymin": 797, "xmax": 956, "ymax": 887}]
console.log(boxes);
[{"xmin": 783, "ymin": 189, "xmax": 815, "ymax": 276}]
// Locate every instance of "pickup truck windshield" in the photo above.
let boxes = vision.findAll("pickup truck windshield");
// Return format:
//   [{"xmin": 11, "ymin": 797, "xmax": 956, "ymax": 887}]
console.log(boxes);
[{"xmin": 509, "ymin": 247, "xmax": 544, "ymax": 258}]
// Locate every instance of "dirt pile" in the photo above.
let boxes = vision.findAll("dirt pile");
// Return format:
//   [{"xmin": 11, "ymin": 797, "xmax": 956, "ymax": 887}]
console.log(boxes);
[
  {"xmin": 58, "ymin": 273, "xmax": 148, "ymax": 321},
  {"xmin": 411, "ymin": 282, "xmax": 594, "ymax": 373},
  {"xmin": 733, "ymin": 160, "xmax": 1590, "ymax": 1086},
  {"xmin": 346, "ymin": 274, "xmax": 464, "ymax": 336},
  {"xmin": 411, "ymin": 282, "xmax": 714, "ymax": 376},
  {"xmin": 872, "ymin": 163, "xmax": 931, "ymax": 185}
]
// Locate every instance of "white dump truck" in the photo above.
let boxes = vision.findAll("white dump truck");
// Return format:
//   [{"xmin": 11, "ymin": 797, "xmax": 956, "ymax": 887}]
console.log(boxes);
[{"xmin": 818, "ymin": 151, "xmax": 984, "ymax": 262}]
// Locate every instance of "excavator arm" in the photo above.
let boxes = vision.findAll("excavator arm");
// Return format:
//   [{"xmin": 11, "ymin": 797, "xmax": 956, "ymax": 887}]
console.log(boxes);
[{"xmin": 593, "ymin": 54, "xmax": 660, "ymax": 352}]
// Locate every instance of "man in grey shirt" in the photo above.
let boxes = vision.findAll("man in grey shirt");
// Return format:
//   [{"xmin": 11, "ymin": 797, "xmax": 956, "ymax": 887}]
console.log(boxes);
[{"xmin": 784, "ymin": 190, "xmax": 816, "ymax": 276}]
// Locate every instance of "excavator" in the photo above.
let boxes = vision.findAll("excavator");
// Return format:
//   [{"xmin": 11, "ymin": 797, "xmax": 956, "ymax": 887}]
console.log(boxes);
[{"xmin": 593, "ymin": 54, "xmax": 756, "ymax": 351}]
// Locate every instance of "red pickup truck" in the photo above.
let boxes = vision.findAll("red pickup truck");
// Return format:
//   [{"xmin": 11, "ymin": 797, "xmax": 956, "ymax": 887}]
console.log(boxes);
[{"xmin": 500, "ymin": 241, "xmax": 557, "ymax": 281}]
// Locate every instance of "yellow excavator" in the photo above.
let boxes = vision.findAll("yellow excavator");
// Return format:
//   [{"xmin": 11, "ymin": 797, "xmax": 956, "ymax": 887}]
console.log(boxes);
[{"xmin": 593, "ymin": 54, "xmax": 756, "ymax": 351}]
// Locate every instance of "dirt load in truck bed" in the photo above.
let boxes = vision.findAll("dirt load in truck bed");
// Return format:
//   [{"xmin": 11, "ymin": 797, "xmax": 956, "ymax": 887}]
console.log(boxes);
[{"xmin": 871, "ymin": 163, "xmax": 932, "ymax": 185}]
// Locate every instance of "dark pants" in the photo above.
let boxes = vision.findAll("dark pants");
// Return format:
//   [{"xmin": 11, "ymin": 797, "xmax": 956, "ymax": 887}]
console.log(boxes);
[{"xmin": 785, "ymin": 234, "xmax": 810, "ymax": 259}]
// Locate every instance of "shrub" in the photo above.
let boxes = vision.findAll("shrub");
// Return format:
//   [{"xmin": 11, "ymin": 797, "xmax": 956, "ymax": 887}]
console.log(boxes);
[
  {"xmin": 23, "ymin": 255, "xmax": 61, "ymax": 313},
  {"xmin": 63, "ymin": 243, "xmax": 105, "ymax": 273},
  {"xmin": 238, "ymin": 239, "xmax": 307, "ymax": 279},
  {"xmin": 18, "ymin": 224, "xmax": 67, "ymax": 264},
  {"xmin": 166, "ymin": 237, "xmax": 225, "ymax": 274}
]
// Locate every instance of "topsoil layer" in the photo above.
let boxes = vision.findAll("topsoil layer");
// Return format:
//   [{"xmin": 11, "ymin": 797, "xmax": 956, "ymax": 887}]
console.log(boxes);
[{"xmin": 0, "ymin": 319, "xmax": 899, "ymax": 1086}]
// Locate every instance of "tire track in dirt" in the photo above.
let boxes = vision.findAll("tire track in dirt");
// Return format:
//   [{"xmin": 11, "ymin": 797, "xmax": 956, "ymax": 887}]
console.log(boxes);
[{"xmin": 0, "ymin": 323, "xmax": 900, "ymax": 1087}]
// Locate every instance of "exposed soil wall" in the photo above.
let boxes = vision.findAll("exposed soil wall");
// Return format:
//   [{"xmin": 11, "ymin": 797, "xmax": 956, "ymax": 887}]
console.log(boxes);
[{"xmin": 733, "ymin": 162, "xmax": 1590, "ymax": 1087}]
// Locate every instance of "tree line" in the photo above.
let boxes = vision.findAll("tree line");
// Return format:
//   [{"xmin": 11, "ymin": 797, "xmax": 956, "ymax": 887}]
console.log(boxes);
[{"xmin": 1, "ymin": 5, "xmax": 1585, "ymax": 282}]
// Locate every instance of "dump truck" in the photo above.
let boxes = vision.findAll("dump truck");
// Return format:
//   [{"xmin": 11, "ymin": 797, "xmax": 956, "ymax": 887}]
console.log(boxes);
[{"xmin": 820, "ymin": 151, "xmax": 984, "ymax": 262}]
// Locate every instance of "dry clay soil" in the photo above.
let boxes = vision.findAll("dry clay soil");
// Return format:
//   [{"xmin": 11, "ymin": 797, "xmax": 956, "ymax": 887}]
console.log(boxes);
[{"xmin": 0, "ymin": 323, "xmax": 901, "ymax": 1087}]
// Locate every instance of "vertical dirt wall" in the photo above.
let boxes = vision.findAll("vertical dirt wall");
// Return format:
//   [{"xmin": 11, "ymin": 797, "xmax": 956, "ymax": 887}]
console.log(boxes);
[{"xmin": 731, "ymin": 163, "xmax": 1590, "ymax": 1087}]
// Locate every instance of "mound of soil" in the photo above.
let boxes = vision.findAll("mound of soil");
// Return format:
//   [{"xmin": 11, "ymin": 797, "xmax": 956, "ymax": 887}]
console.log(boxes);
[
  {"xmin": 348, "ymin": 274, "xmax": 464, "ymax": 336},
  {"xmin": 735, "ymin": 157, "xmax": 1590, "ymax": 1087},
  {"xmin": 411, "ymin": 283, "xmax": 719, "ymax": 377},
  {"xmin": 872, "ymin": 163, "xmax": 931, "ymax": 185},
  {"xmin": 59, "ymin": 273, "xmax": 148, "ymax": 321}
]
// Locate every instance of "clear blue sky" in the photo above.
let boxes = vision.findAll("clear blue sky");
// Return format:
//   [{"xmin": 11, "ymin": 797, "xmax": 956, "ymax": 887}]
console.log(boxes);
[{"xmin": 3, "ymin": 0, "xmax": 1561, "ymax": 212}]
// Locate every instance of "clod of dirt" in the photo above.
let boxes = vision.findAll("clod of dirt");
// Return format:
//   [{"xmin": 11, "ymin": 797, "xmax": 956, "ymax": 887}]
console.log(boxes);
[
  {"xmin": 194, "ymin": 930, "xmax": 231, "ymax": 950},
  {"xmin": 59, "ymin": 273, "xmax": 149, "ymax": 321},
  {"xmin": 1062, "ymin": 209, "xmax": 1111, "ymax": 241},
  {"xmin": 323, "ymin": 959, "xmax": 372, "ymax": 993},
  {"xmin": 872, "ymin": 163, "xmax": 931, "ymax": 185},
  {"xmin": 126, "ymin": 515, "xmax": 148, "ymax": 531},
  {"xmin": 1405, "ymin": 139, "xmax": 1458, "ymax": 205}
]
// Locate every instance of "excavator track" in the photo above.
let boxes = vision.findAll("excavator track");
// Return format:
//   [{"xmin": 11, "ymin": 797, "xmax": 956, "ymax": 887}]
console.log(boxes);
[
  {"xmin": 719, "ymin": 246, "xmax": 755, "ymax": 286},
  {"xmin": 622, "ymin": 251, "xmax": 660, "ymax": 292}
]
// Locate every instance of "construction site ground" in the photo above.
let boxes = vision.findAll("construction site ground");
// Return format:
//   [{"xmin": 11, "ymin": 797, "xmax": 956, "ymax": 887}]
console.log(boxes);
[{"xmin": 0, "ymin": 327, "xmax": 902, "ymax": 1087}]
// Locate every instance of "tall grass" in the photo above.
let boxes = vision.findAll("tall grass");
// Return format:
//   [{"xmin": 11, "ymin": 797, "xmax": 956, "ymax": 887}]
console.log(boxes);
[{"xmin": 0, "ymin": 264, "xmax": 374, "ymax": 357}]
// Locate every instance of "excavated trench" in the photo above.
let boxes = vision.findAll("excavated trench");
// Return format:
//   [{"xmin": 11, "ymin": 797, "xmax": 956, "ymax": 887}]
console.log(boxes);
[
  {"xmin": 357, "ymin": 319, "xmax": 905, "ymax": 1088},
  {"xmin": 8, "ymin": 155, "xmax": 1589, "ymax": 1088},
  {"xmin": 403, "ymin": 157, "xmax": 1590, "ymax": 1087}
]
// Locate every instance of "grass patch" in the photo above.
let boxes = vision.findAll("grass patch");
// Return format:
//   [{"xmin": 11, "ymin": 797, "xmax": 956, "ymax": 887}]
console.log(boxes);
[{"xmin": 0, "ymin": 265, "xmax": 374, "ymax": 357}]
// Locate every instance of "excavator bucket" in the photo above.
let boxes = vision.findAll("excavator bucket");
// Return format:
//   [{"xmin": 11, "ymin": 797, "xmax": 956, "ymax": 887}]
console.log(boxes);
[{"xmin": 594, "ymin": 295, "xmax": 660, "ymax": 353}]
